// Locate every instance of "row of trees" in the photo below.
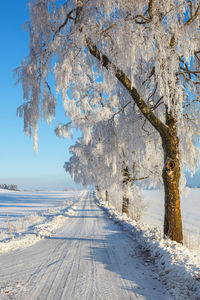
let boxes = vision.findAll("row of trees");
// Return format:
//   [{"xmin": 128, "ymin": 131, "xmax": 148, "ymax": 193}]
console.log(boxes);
[
  {"xmin": 0, "ymin": 184, "xmax": 19, "ymax": 191},
  {"xmin": 16, "ymin": 0, "xmax": 200, "ymax": 243}
]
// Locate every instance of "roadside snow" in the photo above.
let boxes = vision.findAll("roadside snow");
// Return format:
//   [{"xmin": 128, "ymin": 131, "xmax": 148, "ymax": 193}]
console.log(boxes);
[
  {"xmin": 0, "ymin": 191, "xmax": 171, "ymax": 300},
  {"xmin": 1, "ymin": 189, "xmax": 200, "ymax": 299},
  {"xmin": 0, "ymin": 190, "xmax": 86, "ymax": 253},
  {"xmin": 142, "ymin": 189, "xmax": 200, "ymax": 249},
  {"xmin": 96, "ymin": 194, "xmax": 200, "ymax": 299}
]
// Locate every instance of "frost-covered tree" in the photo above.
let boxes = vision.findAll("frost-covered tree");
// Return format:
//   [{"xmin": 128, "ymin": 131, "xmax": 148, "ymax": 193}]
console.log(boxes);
[
  {"xmin": 16, "ymin": 0, "xmax": 200, "ymax": 243},
  {"xmin": 65, "ymin": 103, "xmax": 162, "ymax": 218}
]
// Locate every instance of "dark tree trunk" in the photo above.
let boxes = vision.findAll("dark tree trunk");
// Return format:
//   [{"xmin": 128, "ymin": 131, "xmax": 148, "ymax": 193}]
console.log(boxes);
[
  {"xmin": 105, "ymin": 190, "xmax": 110, "ymax": 206},
  {"xmin": 121, "ymin": 166, "xmax": 130, "ymax": 217},
  {"xmin": 122, "ymin": 193, "xmax": 129, "ymax": 217},
  {"xmin": 161, "ymin": 112, "xmax": 183, "ymax": 243}
]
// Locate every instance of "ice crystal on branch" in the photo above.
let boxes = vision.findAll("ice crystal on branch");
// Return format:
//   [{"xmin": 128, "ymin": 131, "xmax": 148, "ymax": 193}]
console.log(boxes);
[{"xmin": 16, "ymin": 0, "xmax": 200, "ymax": 241}]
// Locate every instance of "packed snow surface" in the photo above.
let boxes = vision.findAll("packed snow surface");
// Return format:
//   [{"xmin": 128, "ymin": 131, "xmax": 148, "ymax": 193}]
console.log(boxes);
[
  {"xmin": 0, "ymin": 189, "xmax": 200, "ymax": 299},
  {"xmin": 0, "ymin": 190, "xmax": 170, "ymax": 299}
]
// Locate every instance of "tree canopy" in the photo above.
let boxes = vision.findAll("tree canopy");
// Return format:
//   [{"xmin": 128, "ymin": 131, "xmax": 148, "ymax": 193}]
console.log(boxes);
[{"xmin": 16, "ymin": 0, "xmax": 200, "ymax": 242}]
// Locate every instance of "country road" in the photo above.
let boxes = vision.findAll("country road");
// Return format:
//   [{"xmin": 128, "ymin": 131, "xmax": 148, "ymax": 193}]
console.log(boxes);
[{"xmin": 0, "ymin": 191, "xmax": 170, "ymax": 300}]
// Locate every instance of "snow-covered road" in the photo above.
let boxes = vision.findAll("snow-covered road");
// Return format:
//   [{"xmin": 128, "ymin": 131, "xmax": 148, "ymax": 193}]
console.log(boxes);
[{"xmin": 0, "ymin": 191, "xmax": 170, "ymax": 300}]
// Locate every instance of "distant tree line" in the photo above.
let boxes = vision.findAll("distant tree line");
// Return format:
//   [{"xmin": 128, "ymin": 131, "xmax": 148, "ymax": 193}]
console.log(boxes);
[{"xmin": 0, "ymin": 184, "xmax": 20, "ymax": 191}]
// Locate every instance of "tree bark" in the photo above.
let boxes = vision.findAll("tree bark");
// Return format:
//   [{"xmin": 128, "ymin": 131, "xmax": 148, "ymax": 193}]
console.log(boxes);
[
  {"xmin": 161, "ymin": 111, "xmax": 183, "ymax": 242},
  {"xmin": 121, "ymin": 166, "xmax": 130, "ymax": 217},
  {"xmin": 105, "ymin": 190, "xmax": 110, "ymax": 206},
  {"xmin": 122, "ymin": 192, "xmax": 129, "ymax": 217}
]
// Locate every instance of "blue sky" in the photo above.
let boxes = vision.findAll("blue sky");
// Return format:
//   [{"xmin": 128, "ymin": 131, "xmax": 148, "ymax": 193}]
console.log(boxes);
[{"xmin": 0, "ymin": 1, "xmax": 80, "ymax": 190}]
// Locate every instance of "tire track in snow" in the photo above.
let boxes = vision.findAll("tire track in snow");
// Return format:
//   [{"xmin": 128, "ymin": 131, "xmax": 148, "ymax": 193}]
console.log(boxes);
[
  {"xmin": 0, "ymin": 191, "xmax": 171, "ymax": 299},
  {"xmin": 39, "ymin": 191, "xmax": 90, "ymax": 300},
  {"xmin": 60, "ymin": 193, "xmax": 94, "ymax": 300},
  {"xmin": 87, "ymin": 194, "xmax": 117, "ymax": 300},
  {"xmin": 24, "ymin": 198, "xmax": 82, "ymax": 298},
  {"xmin": 27, "ymin": 193, "xmax": 88, "ymax": 300},
  {"xmin": 0, "ymin": 193, "xmax": 84, "ymax": 300},
  {"xmin": 30, "ymin": 241, "xmax": 74, "ymax": 299}
]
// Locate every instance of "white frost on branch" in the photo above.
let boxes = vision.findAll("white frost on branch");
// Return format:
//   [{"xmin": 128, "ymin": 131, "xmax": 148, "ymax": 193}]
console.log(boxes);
[{"xmin": 16, "ymin": 0, "xmax": 200, "ymax": 191}]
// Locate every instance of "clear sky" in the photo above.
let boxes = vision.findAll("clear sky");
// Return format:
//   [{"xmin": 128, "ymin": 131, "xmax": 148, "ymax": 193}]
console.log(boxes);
[{"xmin": 0, "ymin": 1, "xmax": 81, "ymax": 190}]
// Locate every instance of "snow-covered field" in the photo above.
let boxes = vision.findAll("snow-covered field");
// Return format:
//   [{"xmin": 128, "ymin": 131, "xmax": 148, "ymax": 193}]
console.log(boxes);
[
  {"xmin": 0, "ymin": 189, "xmax": 84, "ymax": 253},
  {"xmin": 1, "ymin": 188, "xmax": 200, "ymax": 252},
  {"xmin": 0, "ymin": 189, "xmax": 200, "ymax": 299},
  {"xmin": 0, "ymin": 190, "xmax": 170, "ymax": 300},
  {"xmin": 142, "ymin": 188, "xmax": 200, "ymax": 249}
]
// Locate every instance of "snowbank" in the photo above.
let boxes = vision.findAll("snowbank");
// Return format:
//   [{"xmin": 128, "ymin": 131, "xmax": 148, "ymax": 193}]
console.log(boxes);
[{"xmin": 96, "ymin": 195, "xmax": 200, "ymax": 299}]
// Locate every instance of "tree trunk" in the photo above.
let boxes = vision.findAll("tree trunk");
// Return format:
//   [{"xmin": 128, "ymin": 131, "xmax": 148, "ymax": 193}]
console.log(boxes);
[
  {"xmin": 86, "ymin": 38, "xmax": 183, "ymax": 243},
  {"xmin": 161, "ymin": 112, "xmax": 183, "ymax": 243},
  {"xmin": 105, "ymin": 190, "xmax": 110, "ymax": 206},
  {"xmin": 122, "ymin": 192, "xmax": 129, "ymax": 217},
  {"xmin": 121, "ymin": 165, "xmax": 130, "ymax": 217}
]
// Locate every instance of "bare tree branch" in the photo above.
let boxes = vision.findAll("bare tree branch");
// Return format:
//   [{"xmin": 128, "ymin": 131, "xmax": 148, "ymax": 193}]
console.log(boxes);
[
  {"xmin": 184, "ymin": 4, "xmax": 200, "ymax": 26},
  {"xmin": 53, "ymin": 9, "xmax": 76, "ymax": 41}
]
